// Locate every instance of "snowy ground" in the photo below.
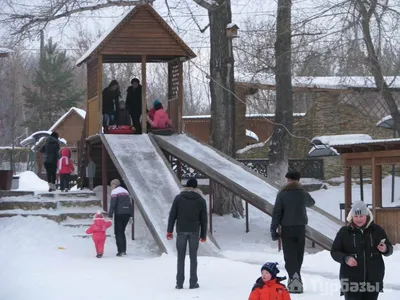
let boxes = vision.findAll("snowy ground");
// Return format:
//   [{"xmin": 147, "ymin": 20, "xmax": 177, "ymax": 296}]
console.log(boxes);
[{"xmin": 1, "ymin": 172, "xmax": 400, "ymax": 299}]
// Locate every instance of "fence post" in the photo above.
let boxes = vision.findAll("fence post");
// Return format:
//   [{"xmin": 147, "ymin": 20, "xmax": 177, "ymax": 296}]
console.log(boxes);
[
  {"xmin": 245, "ymin": 201, "xmax": 249, "ymax": 233},
  {"xmin": 209, "ymin": 179, "xmax": 213, "ymax": 234},
  {"xmin": 131, "ymin": 198, "xmax": 135, "ymax": 240}
]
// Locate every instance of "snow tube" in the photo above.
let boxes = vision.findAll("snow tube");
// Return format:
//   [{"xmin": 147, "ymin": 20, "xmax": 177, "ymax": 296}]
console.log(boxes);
[{"xmin": 106, "ymin": 125, "xmax": 135, "ymax": 134}]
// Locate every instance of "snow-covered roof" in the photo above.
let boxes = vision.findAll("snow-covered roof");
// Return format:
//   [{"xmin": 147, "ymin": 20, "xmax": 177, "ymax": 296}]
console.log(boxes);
[
  {"xmin": 245, "ymin": 129, "xmax": 259, "ymax": 142},
  {"xmin": 20, "ymin": 131, "xmax": 67, "ymax": 148},
  {"xmin": 311, "ymin": 134, "xmax": 373, "ymax": 146},
  {"xmin": 312, "ymin": 134, "xmax": 400, "ymax": 148},
  {"xmin": 76, "ymin": 5, "xmax": 195, "ymax": 66},
  {"xmin": 377, "ymin": 115, "xmax": 395, "ymax": 129},
  {"xmin": 183, "ymin": 113, "xmax": 305, "ymax": 119},
  {"xmin": 236, "ymin": 73, "xmax": 400, "ymax": 90},
  {"xmin": 308, "ymin": 145, "xmax": 339, "ymax": 157},
  {"xmin": 49, "ymin": 107, "xmax": 86, "ymax": 132}
]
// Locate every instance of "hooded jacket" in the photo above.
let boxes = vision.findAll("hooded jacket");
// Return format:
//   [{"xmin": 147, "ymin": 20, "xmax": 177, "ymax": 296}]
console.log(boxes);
[
  {"xmin": 58, "ymin": 148, "xmax": 75, "ymax": 175},
  {"xmin": 108, "ymin": 186, "xmax": 132, "ymax": 217},
  {"xmin": 86, "ymin": 213, "xmax": 112, "ymax": 241},
  {"xmin": 148, "ymin": 108, "xmax": 172, "ymax": 129},
  {"xmin": 248, "ymin": 277, "xmax": 291, "ymax": 300},
  {"xmin": 330, "ymin": 207, "xmax": 393, "ymax": 294},
  {"xmin": 40, "ymin": 136, "xmax": 60, "ymax": 164},
  {"xmin": 270, "ymin": 181, "xmax": 315, "ymax": 232},
  {"xmin": 167, "ymin": 187, "xmax": 208, "ymax": 239}
]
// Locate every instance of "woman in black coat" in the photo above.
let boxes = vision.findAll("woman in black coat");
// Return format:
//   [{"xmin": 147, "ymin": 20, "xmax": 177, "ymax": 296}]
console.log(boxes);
[
  {"xmin": 40, "ymin": 132, "xmax": 60, "ymax": 192},
  {"xmin": 331, "ymin": 201, "xmax": 393, "ymax": 300}
]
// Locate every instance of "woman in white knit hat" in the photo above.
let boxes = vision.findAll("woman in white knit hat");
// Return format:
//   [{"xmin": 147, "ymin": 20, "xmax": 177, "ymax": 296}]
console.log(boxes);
[{"xmin": 330, "ymin": 201, "xmax": 393, "ymax": 300}]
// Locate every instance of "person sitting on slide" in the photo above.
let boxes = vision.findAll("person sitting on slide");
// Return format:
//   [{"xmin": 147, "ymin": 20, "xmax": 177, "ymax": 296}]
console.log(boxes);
[{"xmin": 147, "ymin": 101, "xmax": 172, "ymax": 129}]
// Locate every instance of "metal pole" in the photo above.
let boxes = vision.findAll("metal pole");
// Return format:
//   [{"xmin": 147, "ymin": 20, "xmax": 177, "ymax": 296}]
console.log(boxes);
[
  {"xmin": 209, "ymin": 179, "xmax": 213, "ymax": 234},
  {"xmin": 177, "ymin": 160, "xmax": 182, "ymax": 181},
  {"xmin": 392, "ymin": 129, "xmax": 396, "ymax": 203},
  {"xmin": 245, "ymin": 200, "xmax": 249, "ymax": 233},
  {"xmin": 359, "ymin": 166, "xmax": 364, "ymax": 201}
]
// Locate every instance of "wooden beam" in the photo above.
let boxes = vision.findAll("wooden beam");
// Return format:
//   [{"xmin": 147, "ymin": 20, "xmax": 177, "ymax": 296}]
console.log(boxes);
[
  {"xmin": 377, "ymin": 165, "xmax": 382, "ymax": 208},
  {"xmin": 342, "ymin": 149, "xmax": 400, "ymax": 159},
  {"xmin": 97, "ymin": 55, "xmax": 103, "ymax": 134},
  {"xmin": 141, "ymin": 55, "xmax": 147, "ymax": 133},
  {"xmin": 177, "ymin": 61, "xmax": 183, "ymax": 133},
  {"xmin": 371, "ymin": 157, "xmax": 378, "ymax": 216},
  {"xmin": 344, "ymin": 166, "xmax": 352, "ymax": 223},
  {"xmin": 102, "ymin": 143, "xmax": 108, "ymax": 212}
]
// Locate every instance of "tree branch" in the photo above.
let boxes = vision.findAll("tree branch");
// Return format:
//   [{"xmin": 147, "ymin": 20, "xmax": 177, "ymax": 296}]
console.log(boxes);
[{"xmin": 4, "ymin": 0, "xmax": 155, "ymax": 37}]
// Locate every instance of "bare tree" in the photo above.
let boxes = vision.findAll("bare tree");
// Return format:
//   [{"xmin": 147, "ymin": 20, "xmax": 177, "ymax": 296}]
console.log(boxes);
[
  {"xmin": 266, "ymin": 0, "xmax": 293, "ymax": 187},
  {"xmin": 354, "ymin": 0, "xmax": 400, "ymax": 135}
]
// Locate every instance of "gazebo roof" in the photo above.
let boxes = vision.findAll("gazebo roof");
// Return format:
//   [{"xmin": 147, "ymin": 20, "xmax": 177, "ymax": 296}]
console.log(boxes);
[
  {"xmin": 76, "ymin": 4, "xmax": 196, "ymax": 66},
  {"xmin": 331, "ymin": 138, "xmax": 400, "ymax": 154}
]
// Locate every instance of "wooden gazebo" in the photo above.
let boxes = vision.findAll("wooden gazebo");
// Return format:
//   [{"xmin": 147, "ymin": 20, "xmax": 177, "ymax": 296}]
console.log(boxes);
[
  {"xmin": 76, "ymin": 4, "xmax": 196, "ymax": 136},
  {"xmin": 332, "ymin": 138, "xmax": 400, "ymax": 243}
]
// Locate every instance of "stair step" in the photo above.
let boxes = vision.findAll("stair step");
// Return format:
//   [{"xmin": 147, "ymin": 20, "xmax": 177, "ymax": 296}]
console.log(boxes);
[
  {"xmin": 36, "ymin": 191, "xmax": 96, "ymax": 198},
  {"xmin": 0, "ymin": 201, "xmax": 57, "ymax": 211}
]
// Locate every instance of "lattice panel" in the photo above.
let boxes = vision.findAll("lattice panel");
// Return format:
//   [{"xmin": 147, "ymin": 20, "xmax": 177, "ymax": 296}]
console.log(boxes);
[{"xmin": 339, "ymin": 91, "xmax": 396, "ymax": 120}]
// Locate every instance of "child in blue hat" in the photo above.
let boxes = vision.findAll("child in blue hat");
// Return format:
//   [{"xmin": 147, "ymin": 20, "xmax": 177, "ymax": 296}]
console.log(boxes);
[{"xmin": 248, "ymin": 262, "xmax": 291, "ymax": 300}]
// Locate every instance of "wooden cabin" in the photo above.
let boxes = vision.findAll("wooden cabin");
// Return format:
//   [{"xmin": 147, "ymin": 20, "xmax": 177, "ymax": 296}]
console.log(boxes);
[
  {"xmin": 333, "ymin": 139, "xmax": 400, "ymax": 244},
  {"xmin": 75, "ymin": 4, "xmax": 198, "ymax": 206}
]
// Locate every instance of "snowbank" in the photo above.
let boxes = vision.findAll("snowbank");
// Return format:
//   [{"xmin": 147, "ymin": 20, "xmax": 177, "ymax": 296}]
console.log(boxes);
[{"xmin": 16, "ymin": 171, "xmax": 49, "ymax": 191}]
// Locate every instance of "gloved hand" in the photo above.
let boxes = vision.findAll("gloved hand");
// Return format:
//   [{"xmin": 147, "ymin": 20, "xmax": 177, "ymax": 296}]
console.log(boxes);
[
  {"xmin": 200, "ymin": 237, "xmax": 206, "ymax": 243},
  {"xmin": 166, "ymin": 232, "xmax": 173, "ymax": 240},
  {"xmin": 271, "ymin": 231, "xmax": 280, "ymax": 241}
]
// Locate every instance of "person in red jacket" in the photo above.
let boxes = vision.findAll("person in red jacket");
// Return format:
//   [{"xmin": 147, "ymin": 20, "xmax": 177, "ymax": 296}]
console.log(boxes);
[
  {"xmin": 148, "ymin": 99, "xmax": 162, "ymax": 121},
  {"xmin": 147, "ymin": 101, "xmax": 172, "ymax": 129},
  {"xmin": 248, "ymin": 262, "xmax": 291, "ymax": 300},
  {"xmin": 58, "ymin": 147, "xmax": 75, "ymax": 192},
  {"xmin": 86, "ymin": 211, "xmax": 112, "ymax": 258}
]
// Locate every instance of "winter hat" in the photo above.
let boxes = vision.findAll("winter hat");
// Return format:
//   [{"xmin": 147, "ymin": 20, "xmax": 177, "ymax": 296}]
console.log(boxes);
[
  {"xmin": 186, "ymin": 178, "xmax": 198, "ymax": 188},
  {"xmin": 285, "ymin": 170, "xmax": 301, "ymax": 181},
  {"xmin": 94, "ymin": 211, "xmax": 104, "ymax": 219},
  {"xmin": 50, "ymin": 132, "xmax": 59, "ymax": 139},
  {"xmin": 131, "ymin": 78, "xmax": 140, "ymax": 84},
  {"xmin": 350, "ymin": 201, "xmax": 369, "ymax": 216},
  {"xmin": 261, "ymin": 262, "xmax": 280, "ymax": 279},
  {"xmin": 110, "ymin": 179, "xmax": 120, "ymax": 187},
  {"xmin": 153, "ymin": 99, "xmax": 161, "ymax": 106}
]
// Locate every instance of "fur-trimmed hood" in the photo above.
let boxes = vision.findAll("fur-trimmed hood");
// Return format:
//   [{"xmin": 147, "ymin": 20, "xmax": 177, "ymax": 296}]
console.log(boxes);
[
  {"xmin": 281, "ymin": 181, "xmax": 303, "ymax": 191},
  {"xmin": 180, "ymin": 187, "xmax": 205, "ymax": 198}
]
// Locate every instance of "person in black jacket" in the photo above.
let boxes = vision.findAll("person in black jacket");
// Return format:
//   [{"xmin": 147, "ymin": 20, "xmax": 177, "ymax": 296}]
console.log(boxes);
[
  {"xmin": 167, "ymin": 178, "xmax": 208, "ymax": 290},
  {"xmin": 270, "ymin": 170, "xmax": 315, "ymax": 293},
  {"xmin": 108, "ymin": 179, "xmax": 132, "ymax": 257},
  {"xmin": 102, "ymin": 80, "xmax": 120, "ymax": 130},
  {"xmin": 125, "ymin": 78, "xmax": 144, "ymax": 134},
  {"xmin": 331, "ymin": 201, "xmax": 393, "ymax": 300},
  {"xmin": 40, "ymin": 132, "xmax": 60, "ymax": 192}
]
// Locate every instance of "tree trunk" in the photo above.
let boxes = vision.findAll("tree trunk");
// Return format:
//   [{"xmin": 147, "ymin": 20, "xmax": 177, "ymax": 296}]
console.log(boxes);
[
  {"xmin": 356, "ymin": 0, "xmax": 400, "ymax": 135},
  {"xmin": 208, "ymin": 0, "xmax": 243, "ymax": 218},
  {"xmin": 267, "ymin": 0, "xmax": 294, "ymax": 187}
]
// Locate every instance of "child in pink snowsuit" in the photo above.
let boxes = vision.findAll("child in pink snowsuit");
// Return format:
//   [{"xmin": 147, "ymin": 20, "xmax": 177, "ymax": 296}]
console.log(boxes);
[{"xmin": 86, "ymin": 211, "xmax": 112, "ymax": 258}]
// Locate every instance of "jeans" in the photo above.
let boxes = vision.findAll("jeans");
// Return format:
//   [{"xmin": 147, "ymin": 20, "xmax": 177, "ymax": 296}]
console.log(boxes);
[
  {"xmin": 59, "ymin": 174, "xmax": 70, "ymax": 190},
  {"xmin": 176, "ymin": 232, "xmax": 200, "ymax": 286},
  {"xmin": 103, "ymin": 114, "xmax": 115, "ymax": 128},
  {"xmin": 114, "ymin": 214, "xmax": 130, "ymax": 253}
]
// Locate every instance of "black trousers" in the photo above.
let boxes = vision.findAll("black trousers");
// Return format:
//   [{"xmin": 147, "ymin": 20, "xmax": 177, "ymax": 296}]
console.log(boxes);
[
  {"xmin": 44, "ymin": 162, "xmax": 57, "ymax": 184},
  {"xmin": 114, "ymin": 214, "xmax": 130, "ymax": 253},
  {"xmin": 59, "ymin": 174, "xmax": 70, "ymax": 190},
  {"xmin": 281, "ymin": 226, "xmax": 306, "ymax": 280},
  {"xmin": 176, "ymin": 232, "xmax": 199, "ymax": 286},
  {"xmin": 344, "ymin": 292, "xmax": 379, "ymax": 300},
  {"xmin": 129, "ymin": 112, "xmax": 142, "ymax": 134}
]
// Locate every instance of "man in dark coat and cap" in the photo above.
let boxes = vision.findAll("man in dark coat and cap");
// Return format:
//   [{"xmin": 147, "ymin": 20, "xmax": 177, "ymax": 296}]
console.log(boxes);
[
  {"xmin": 270, "ymin": 170, "xmax": 315, "ymax": 294},
  {"xmin": 167, "ymin": 178, "xmax": 208, "ymax": 290},
  {"xmin": 125, "ymin": 78, "xmax": 144, "ymax": 134}
]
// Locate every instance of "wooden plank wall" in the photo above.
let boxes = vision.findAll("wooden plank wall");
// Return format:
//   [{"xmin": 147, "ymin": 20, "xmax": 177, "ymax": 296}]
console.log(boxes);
[
  {"xmin": 87, "ymin": 58, "xmax": 98, "ymax": 100},
  {"xmin": 375, "ymin": 208, "xmax": 400, "ymax": 244},
  {"xmin": 87, "ymin": 97, "xmax": 99, "ymax": 136},
  {"xmin": 100, "ymin": 8, "xmax": 187, "ymax": 57}
]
